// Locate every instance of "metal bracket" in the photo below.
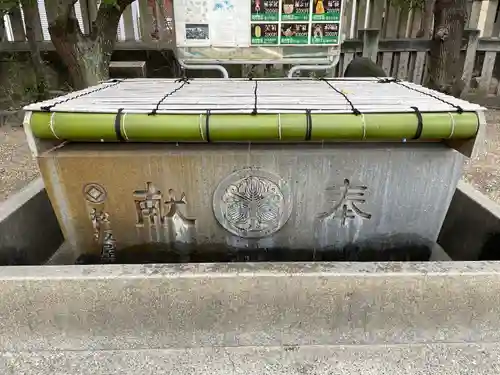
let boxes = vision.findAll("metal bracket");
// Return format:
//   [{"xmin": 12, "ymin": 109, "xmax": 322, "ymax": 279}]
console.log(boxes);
[
  {"xmin": 178, "ymin": 60, "xmax": 229, "ymax": 78},
  {"xmin": 178, "ymin": 53, "xmax": 341, "ymax": 79},
  {"xmin": 287, "ymin": 54, "xmax": 341, "ymax": 78}
]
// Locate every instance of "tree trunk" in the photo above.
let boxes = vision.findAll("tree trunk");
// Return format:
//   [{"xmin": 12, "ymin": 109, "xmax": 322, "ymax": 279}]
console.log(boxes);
[
  {"xmin": 47, "ymin": 0, "xmax": 134, "ymax": 90},
  {"xmin": 426, "ymin": 0, "xmax": 467, "ymax": 96},
  {"xmin": 49, "ymin": 15, "xmax": 108, "ymax": 89},
  {"xmin": 21, "ymin": 0, "xmax": 48, "ymax": 100}
]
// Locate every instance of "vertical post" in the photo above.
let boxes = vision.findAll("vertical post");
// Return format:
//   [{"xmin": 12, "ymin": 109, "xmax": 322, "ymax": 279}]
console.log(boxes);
[
  {"xmin": 349, "ymin": 0, "xmax": 358, "ymax": 39},
  {"xmin": 477, "ymin": 0, "xmax": 498, "ymax": 37},
  {"xmin": 396, "ymin": 7, "xmax": 409, "ymax": 38},
  {"xmin": 80, "ymin": 0, "xmax": 98, "ymax": 34},
  {"xmin": 79, "ymin": 0, "xmax": 91, "ymax": 34},
  {"xmin": 359, "ymin": 28, "xmax": 379, "ymax": 63},
  {"xmin": 355, "ymin": 0, "xmax": 367, "ymax": 37},
  {"xmin": 138, "ymin": 0, "xmax": 153, "ymax": 42},
  {"xmin": 384, "ymin": 3, "xmax": 399, "ymax": 38},
  {"xmin": 343, "ymin": 0, "xmax": 353, "ymax": 40},
  {"xmin": 0, "ymin": 17, "xmax": 6, "ymax": 42},
  {"xmin": 25, "ymin": 1, "xmax": 43, "ymax": 41},
  {"xmin": 397, "ymin": 51, "xmax": 410, "ymax": 80},
  {"xmin": 412, "ymin": 51, "xmax": 426, "ymax": 84},
  {"xmin": 461, "ymin": 28, "xmax": 480, "ymax": 93},
  {"xmin": 122, "ymin": 4, "xmax": 135, "ymax": 40},
  {"xmin": 381, "ymin": 52, "xmax": 393, "ymax": 76},
  {"xmin": 479, "ymin": 52, "xmax": 496, "ymax": 94},
  {"xmin": 405, "ymin": 8, "xmax": 414, "ymax": 38},
  {"xmin": 9, "ymin": 4, "xmax": 26, "ymax": 41},
  {"xmin": 468, "ymin": 0, "xmax": 482, "ymax": 28},
  {"xmin": 368, "ymin": 0, "xmax": 384, "ymax": 29},
  {"xmin": 477, "ymin": 0, "xmax": 498, "ymax": 94}
]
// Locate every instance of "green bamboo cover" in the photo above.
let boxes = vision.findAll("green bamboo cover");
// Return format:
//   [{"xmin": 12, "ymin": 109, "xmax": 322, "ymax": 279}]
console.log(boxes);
[{"xmin": 29, "ymin": 111, "xmax": 479, "ymax": 142}]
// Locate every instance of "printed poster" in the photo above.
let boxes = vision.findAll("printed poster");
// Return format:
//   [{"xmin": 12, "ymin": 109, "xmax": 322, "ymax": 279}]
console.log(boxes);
[
  {"xmin": 174, "ymin": 0, "xmax": 343, "ymax": 48},
  {"xmin": 251, "ymin": 0, "xmax": 279, "ymax": 21},
  {"xmin": 312, "ymin": 0, "xmax": 341, "ymax": 21},
  {"xmin": 310, "ymin": 22, "xmax": 339, "ymax": 44},
  {"xmin": 281, "ymin": 0, "xmax": 310, "ymax": 21},
  {"xmin": 251, "ymin": 23, "xmax": 279, "ymax": 44},
  {"xmin": 280, "ymin": 23, "xmax": 309, "ymax": 44}
]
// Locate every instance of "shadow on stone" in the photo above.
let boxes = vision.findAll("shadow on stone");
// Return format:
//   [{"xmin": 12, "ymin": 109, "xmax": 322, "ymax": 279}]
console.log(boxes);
[
  {"xmin": 478, "ymin": 232, "xmax": 500, "ymax": 260},
  {"xmin": 75, "ymin": 233, "xmax": 434, "ymax": 264}
]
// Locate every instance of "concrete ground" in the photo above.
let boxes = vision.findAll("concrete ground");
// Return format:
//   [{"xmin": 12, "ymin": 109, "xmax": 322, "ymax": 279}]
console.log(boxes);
[
  {"xmin": 0, "ymin": 125, "xmax": 39, "ymax": 201},
  {"xmin": 463, "ymin": 109, "xmax": 500, "ymax": 202}
]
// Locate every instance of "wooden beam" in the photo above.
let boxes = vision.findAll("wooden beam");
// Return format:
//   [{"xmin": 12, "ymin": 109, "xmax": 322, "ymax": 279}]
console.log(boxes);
[
  {"xmin": 359, "ymin": 28, "xmax": 380, "ymax": 62},
  {"xmin": 9, "ymin": 5, "xmax": 26, "ymax": 41},
  {"xmin": 20, "ymin": 0, "xmax": 43, "ymax": 41},
  {"xmin": 412, "ymin": 51, "xmax": 426, "ymax": 84},
  {"xmin": 478, "ymin": 0, "xmax": 498, "ymax": 37},
  {"xmin": 479, "ymin": 51, "xmax": 496, "ymax": 94},
  {"xmin": 122, "ymin": 4, "xmax": 135, "ymax": 41},
  {"xmin": 397, "ymin": 51, "xmax": 410, "ymax": 80},
  {"xmin": 138, "ymin": 0, "xmax": 153, "ymax": 42},
  {"xmin": 381, "ymin": 52, "xmax": 393, "ymax": 76},
  {"xmin": 79, "ymin": 0, "xmax": 90, "ymax": 34},
  {"xmin": 462, "ymin": 29, "xmax": 480, "ymax": 93}
]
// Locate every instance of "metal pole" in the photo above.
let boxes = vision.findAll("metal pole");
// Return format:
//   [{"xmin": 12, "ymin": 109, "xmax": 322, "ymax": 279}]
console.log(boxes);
[
  {"xmin": 178, "ymin": 60, "xmax": 230, "ymax": 78},
  {"xmin": 287, "ymin": 54, "xmax": 341, "ymax": 78}
]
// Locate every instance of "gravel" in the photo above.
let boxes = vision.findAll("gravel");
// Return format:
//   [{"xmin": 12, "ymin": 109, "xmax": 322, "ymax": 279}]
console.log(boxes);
[
  {"xmin": 0, "ymin": 125, "xmax": 39, "ymax": 202},
  {"xmin": 463, "ymin": 109, "xmax": 500, "ymax": 203}
]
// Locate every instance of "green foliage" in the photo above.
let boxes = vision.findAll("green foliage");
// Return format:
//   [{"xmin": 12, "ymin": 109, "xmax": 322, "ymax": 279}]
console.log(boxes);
[
  {"xmin": 100, "ymin": 0, "xmax": 121, "ymax": 10},
  {"xmin": 0, "ymin": 0, "xmax": 18, "ymax": 14}
]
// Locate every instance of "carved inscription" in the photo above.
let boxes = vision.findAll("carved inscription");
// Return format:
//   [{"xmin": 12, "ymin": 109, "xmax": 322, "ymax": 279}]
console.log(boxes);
[
  {"xmin": 319, "ymin": 178, "xmax": 372, "ymax": 226},
  {"xmin": 133, "ymin": 182, "xmax": 197, "ymax": 243}
]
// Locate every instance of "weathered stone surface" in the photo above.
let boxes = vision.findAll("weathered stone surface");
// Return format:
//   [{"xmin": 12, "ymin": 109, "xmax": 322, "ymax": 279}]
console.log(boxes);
[
  {"xmin": 0, "ymin": 262, "xmax": 500, "ymax": 352},
  {"xmin": 0, "ymin": 178, "xmax": 63, "ymax": 265},
  {"xmin": 38, "ymin": 143, "xmax": 464, "ymax": 257}
]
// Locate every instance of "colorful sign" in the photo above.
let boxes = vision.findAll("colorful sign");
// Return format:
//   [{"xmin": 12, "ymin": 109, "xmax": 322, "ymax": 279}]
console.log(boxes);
[
  {"xmin": 310, "ymin": 22, "xmax": 339, "ymax": 44},
  {"xmin": 251, "ymin": 0, "xmax": 280, "ymax": 21},
  {"xmin": 281, "ymin": 0, "xmax": 310, "ymax": 21},
  {"xmin": 251, "ymin": 23, "xmax": 280, "ymax": 44},
  {"xmin": 280, "ymin": 23, "xmax": 309, "ymax": 44},
  {"xmin": 250, "ymin": 0, "xmax": 343, "ymax": 46},
  {"xmin": 312, "ymin": 0, "xmax": 341, "ymax": 21},
  {"xmin": 174, "ymin": 0, "xmax": 343, "ymax": 48}
]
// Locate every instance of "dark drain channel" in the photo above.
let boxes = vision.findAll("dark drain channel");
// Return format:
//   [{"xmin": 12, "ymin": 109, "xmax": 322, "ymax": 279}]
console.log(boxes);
[{"xmin": 75, "ymin": 241, "xmax": 433, "ymax": 265}]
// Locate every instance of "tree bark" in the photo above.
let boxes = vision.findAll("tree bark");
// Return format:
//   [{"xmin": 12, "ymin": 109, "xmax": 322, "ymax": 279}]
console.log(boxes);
[
  {"xmin": 21, "ymin": 0, "xmax": 48, "ymax": 100},
  {"xmin": 416, "ymin": 0, "xmax": 434, "ymax": 38},
  {"xmin": 47, "ymin": 0, "xmax": 135, "ymax": 90},
  {"xmin": 426, "ymin": 0, "xmax": 467, "ymax": 97}
]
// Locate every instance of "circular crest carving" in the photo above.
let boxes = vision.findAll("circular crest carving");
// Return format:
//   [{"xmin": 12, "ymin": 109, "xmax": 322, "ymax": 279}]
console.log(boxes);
[{"xmin": 213, "ymin": 169, "xmax": 292, "ymax": 238}]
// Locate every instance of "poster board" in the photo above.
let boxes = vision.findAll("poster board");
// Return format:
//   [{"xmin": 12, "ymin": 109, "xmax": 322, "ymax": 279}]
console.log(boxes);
[{"xmin": 174, "ymin": 0, "xmax": 344, "ymax": 63}]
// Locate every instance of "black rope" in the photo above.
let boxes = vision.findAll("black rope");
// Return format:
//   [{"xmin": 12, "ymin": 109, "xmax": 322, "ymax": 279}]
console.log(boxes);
[
  {"xmin": 411, "ymin": 106, "xmax": 423, "ymax": 140},
  {"xmin": 251, "ymin": 80, "xmax": 258, "ymax": 115},
  {"xmin": 319, "ymin": 78, "xmax": 361, "ymax": 116},
  {"xmin": 305, "ymin": 109, "xmax": 312, "ymax": 141},
  {"xmin": 378, "ymin": 78, "xmax": 464, "ymax": 114},
  {"xmin": 149, "ymin": 79, "xmax": 190, "ymax": 116},
  {"xmin": 205, "ymin": 109, "xmax": 211, "ymax": 142},
  {"xmin": 175, "ymin": 75, "xmax": 190, "ymax": 83},
  {"xmin": 114, "ymin": 108, "xmax": 125, "ymax": 142},
  {"xmin": 41, "ymin": 79, "xmax": 123, "ymax": 112}
]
